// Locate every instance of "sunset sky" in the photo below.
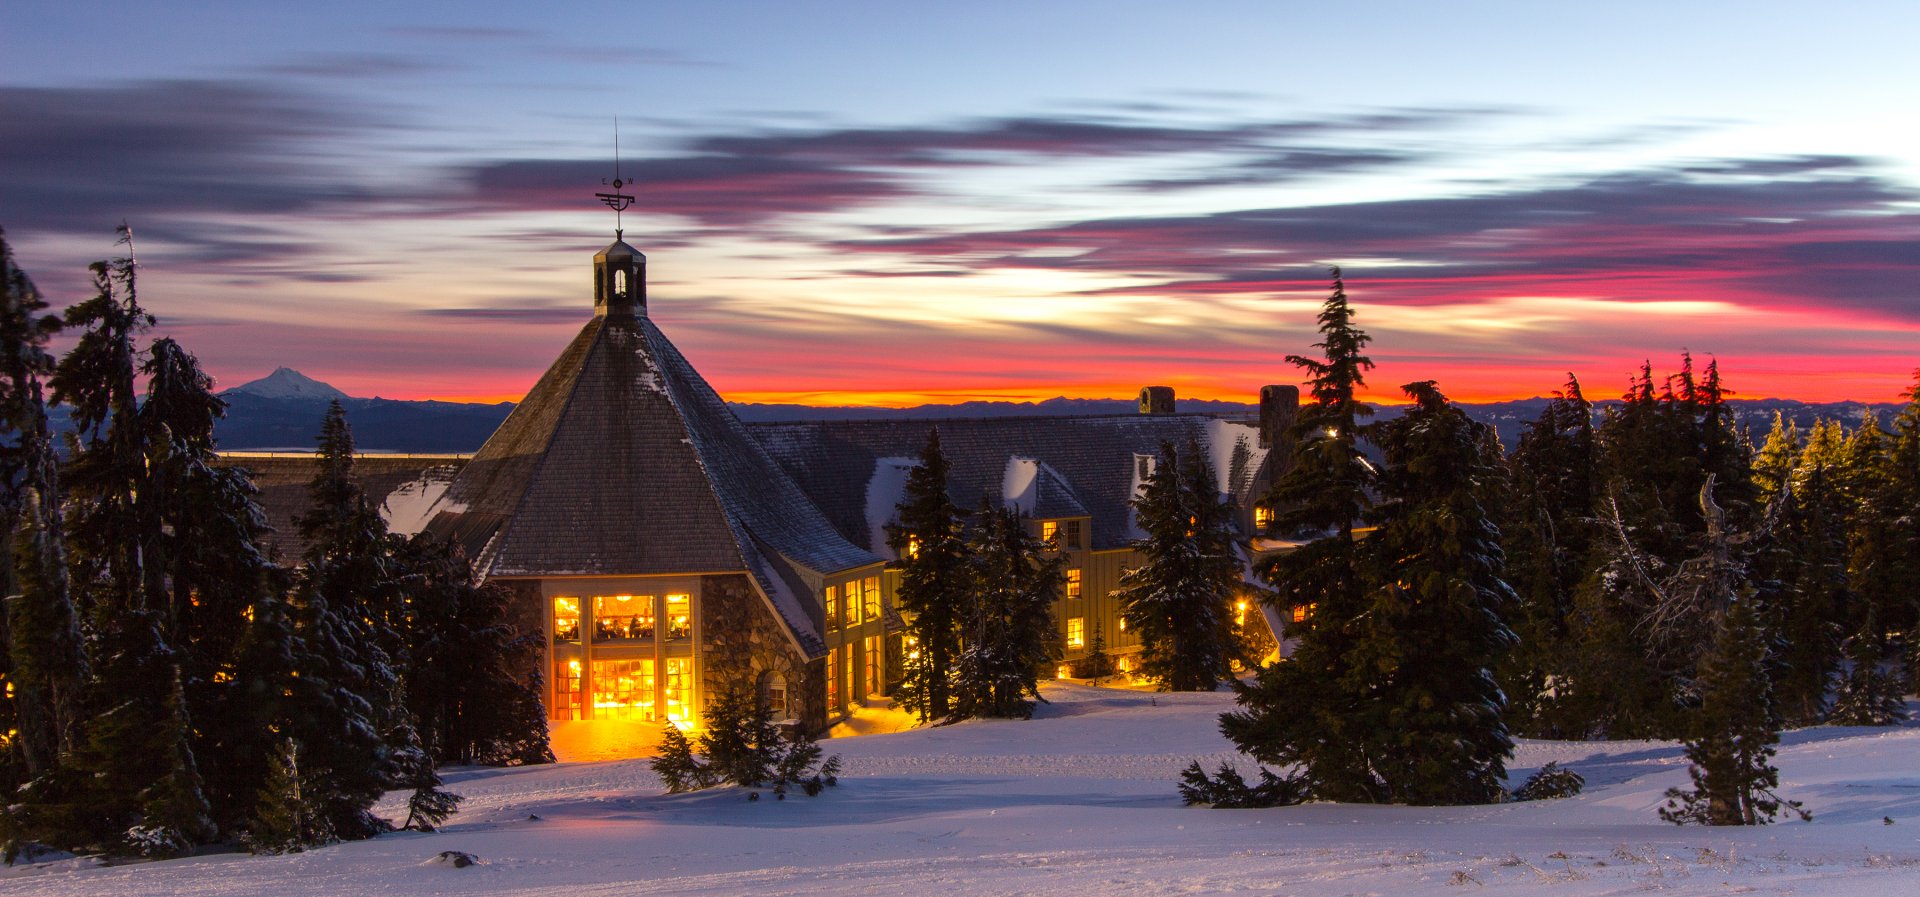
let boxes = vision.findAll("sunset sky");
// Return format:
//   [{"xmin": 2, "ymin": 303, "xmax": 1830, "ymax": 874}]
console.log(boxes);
[{"xmin": 4, "ymin": 2, "xmax": 1918, "ymax": 407}]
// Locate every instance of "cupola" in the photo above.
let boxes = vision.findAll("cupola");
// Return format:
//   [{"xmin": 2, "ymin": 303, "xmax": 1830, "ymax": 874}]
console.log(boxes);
[{"xmin": 594, "ymin": 234, "xmax": 646, "ymax": 318}]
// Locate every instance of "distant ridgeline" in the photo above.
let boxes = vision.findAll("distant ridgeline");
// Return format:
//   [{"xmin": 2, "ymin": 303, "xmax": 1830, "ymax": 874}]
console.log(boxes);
[{"xmin": 196, "ymin": 369, "xmax": 1901, "ymax": 453}]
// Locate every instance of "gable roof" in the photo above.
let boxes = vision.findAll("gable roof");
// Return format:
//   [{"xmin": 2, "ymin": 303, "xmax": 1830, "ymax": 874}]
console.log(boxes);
[
  {"xmin": 750, "ymin": 415, "xmax": 1269, "ymax": 553},
  {"xmin": 419, "ymin": 312, "xmax": 879, "ymax": 657}
]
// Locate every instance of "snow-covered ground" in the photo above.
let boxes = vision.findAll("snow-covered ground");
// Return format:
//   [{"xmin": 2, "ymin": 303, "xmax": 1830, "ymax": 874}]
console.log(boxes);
[{"xmin": 8, "ymin": 683, "xmax": 1920, "ymax": 896}]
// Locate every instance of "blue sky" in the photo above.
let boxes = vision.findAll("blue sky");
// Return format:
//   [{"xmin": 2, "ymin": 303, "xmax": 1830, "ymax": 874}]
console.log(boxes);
[{"xmin": 5, "ymin": 2, "xmax": 1917, "ymax": 404}]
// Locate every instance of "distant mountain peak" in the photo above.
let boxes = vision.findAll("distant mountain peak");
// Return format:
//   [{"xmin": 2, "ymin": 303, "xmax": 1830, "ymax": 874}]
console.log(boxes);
[{"xmin": 224, "ymin": 367, "xmax": 350, "ymax": 401}]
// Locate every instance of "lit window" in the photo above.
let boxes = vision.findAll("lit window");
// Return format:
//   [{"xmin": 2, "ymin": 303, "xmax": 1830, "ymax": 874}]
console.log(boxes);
[
  {"xmin": 1254, "ymin": 505, "xmax": 1274, "ymax": 529},
  {"xmin": 1066, "ymin": 568, "xmax": 1082, "ymax": 599},
  {"xmin": 665, "ymin": 594, "xmax": 691, "ymax": 639},
  {"xmin": 827, "ymin": 647, "xmax": 841, "ymax": 709},
  {"xmin": 905, "ymin": 535, "xmax": 921, "ymax": 559},
  {"xmin": 614, "ymin": 268, "xmax": 628, "ymax": 297},
  {"xmin": 554, "ymin": 659, "xmax": 583, "ymax": 719},
  {"xmin": 592, "ymin": 594, "xmax": 654, "ymax": 641},
  {"xmin": 864, "ymin": 635, "xmax": 884, "ymax": 696},
  {"xmin": 1041, "ymin": 520, "xmax": 1060, "ymax": 547},
  {"xmin": 1056, "ymin": 664, "xmax": 1072, "ymax": 679},
  {"xmin": 1118, "ymin": 616, "xmax": 1127, "ymax": 632},
  {"xmin": 846, "ymin": 579, "xmax": 863, "ymax": 625},
  {"xmin": 553, "ymin": 596, "xmax": 581, "ymax": 642},
  {"xmin": 1117, "ymin": 655, "xmax": 1133, "ymax": 673},
  {"xmin": 1067, "ymin": 617, "xmax": 1085, "ymax": 648},
  {"xmin": 592, "ymin": 659, "xmax": 655, "ymax": 721},
  {"xmin": 1291, "ymin": 602, "xmax": 1316, "ymax": 624},
  {"xmin": 863, "ymin": 575, "xmax": 881, "ymax": 620},
  {"xmin": 664, "ymin": 658, "xmax": 691, "ymax": 724},
  {"xmin": 825, "ymin": 585, "xmax": 841, "ymax": 629}
]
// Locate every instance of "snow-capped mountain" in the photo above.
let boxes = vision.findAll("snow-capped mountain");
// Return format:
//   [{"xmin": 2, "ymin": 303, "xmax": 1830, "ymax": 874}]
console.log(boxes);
[{"xmin": 222, "ymin": 366, "xmax": 351, "ymax": 402}]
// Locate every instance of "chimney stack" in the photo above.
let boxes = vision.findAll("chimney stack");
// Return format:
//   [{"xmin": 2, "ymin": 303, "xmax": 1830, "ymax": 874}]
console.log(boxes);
[
  {"xmin": 1138, "ymin": 386, "xmax": 1175, "ymax": 415},
  {"xmin": 1258, "ymin": 385, "xmax": 1299, "ymax": 450}
]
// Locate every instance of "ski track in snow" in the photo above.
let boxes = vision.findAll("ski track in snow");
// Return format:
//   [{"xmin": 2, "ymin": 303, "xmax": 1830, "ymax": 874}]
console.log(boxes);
[{"xmin": 7, "ymin": 684, "xmax": 1920, "ymax": 896}]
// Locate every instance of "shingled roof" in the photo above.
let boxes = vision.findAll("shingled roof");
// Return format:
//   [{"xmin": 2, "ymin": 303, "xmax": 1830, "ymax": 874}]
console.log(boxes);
[
  {"xmin": 749, "ymin": 415, "xmax": 1270, "ymax": 554},
  {"xmin": 418, "ymin": 305, "xmax": 879, "ymax": 657}
]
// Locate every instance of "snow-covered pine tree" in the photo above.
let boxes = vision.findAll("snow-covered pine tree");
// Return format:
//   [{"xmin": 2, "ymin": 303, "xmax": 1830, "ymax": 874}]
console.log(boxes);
[
  {"xmin": 243, "ymin": 739, "xmax": 311, "ymax": 853},
  {"xmin": 1221, "ymin": 269, "xmax": 1379, "ymax": 802},
  {"xmin": 0, "ymin": 230, "xmax": 86, "ymax": 789},
  {"xmin": 396, "ymin": 729, "xmax": 461, "ymax": 832},
  {"xmin": 1829, "ymin": 614, "xmax": 1908, "ymax": 726},
  {"xmin": 1760, "ymin": 458, "xmax": 1849, "ymax": 726},
  {"xmin": 1752, "ymin": 412, "xmax": 1801, "ymax": 506},
  {"xmin": 287, "ymin": 402, "xmax": 405, "ymax": 840},
  {"xmin": 953, "ymin": 502, "xmax": 1061, "ymax": 719},
  {"xmin": 1344, "ymin": 381, "xmax": 1518, "ymax": 805},
  {"xmin": 1077, "ymin": 631, "xmax": 1115, "ymax": 683},
  {"xmin": 1114, "ymin": 440, "xmax": 1243, "ymax": 692},
  {"xmin": 1891, "ymin": 373, "xmax": 1920, "ymax": 681},
  {"xmin": 1498, "ymin": 374, "xmax": 1595, "ymax": 737},
  {"xmin": 1660, "ymin": 595, "xmax": 1807, "ymax": 825},
  {"xmin": 885, "ymin": 427, "xmax": 969, "ymax": 722},
  {"xmin": 397, "ymin": 535, "xmax": 552, "ymax": 766}
]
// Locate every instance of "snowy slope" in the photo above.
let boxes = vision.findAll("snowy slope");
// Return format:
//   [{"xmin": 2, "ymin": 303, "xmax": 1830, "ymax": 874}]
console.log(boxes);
[{"xmin": 7, "ymin": 685, "xmax": 1920, "ymax": 896}]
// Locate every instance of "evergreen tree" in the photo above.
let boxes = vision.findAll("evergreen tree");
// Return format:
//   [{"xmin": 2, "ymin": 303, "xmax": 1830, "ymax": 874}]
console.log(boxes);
[
  {"xmin": 0, "ymin": 229, "xmax": 85, "ymax": 787},
  {"xmin": 1761, "ymin": 460, "xmax": 1849, "ymax": 725},
  {"xmin": 1114, "ymin": 440, "xmax": 1244, "ymax": 691},
  {"xmin": 1829, "ymin": 616, "xmax": 1908, "ymax": 726},
  {"xmin": 1660, "ymin": 596, "xmax": 1807, "ymax": 825},
  {"xmin": 1752, "ymin": 412, "xmax": 1800, "ymax": 505},
  {"xmin": 398, "ymin": 536, "xmax": 552, "ymax": 766},
  {"xmin": 886, "ymin": 428, "xmax": 969, "ymax": 722},
  {"xmin": 1076, "ymin": 631, "xmax": 1115, "ymax": 683},
  {"xmin": 242, "ymin": 740, "xmax": 312, "ymax": 854},
  {"xmin": 396, "ymin": 730, "xmax": 462, "ymax": 832},
  {"xmin": 285, "ymin": 402, "xmax": 405, "ymax": 840},
  {"xmin": 650, "ymin": 687, "xmax": 840, "ymax": 797},
  {"xmin": 1498, "ymin": 374, "xmax": 1595, "ymax": 737},
  {"xmin": 1347, "ymin": 381, "xmax": 1517, "ymax": 805},
  {"xmin": 953, "ymin": 502, "xmax": 1062, "ymax": 718},
  {"xmin": 1225, "ymin": 269, "xmax": 1379, "ymax": 802}
]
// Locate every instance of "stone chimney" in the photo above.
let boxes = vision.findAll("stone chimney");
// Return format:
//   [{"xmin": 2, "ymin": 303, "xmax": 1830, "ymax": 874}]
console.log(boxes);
[
  {"xmin": 1258, "ymin": 385, "xmax": 1299, "ymax": 450},
  {"xmin": 1138, "ymin": 386, "xmax": 1175, "ymax": 415}
]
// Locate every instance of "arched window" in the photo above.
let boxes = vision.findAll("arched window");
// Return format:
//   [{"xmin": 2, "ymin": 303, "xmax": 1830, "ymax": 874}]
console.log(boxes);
[
  {"xmin": 759, "ymin": 671, "xmax": 790, "ymax": 720},
  {"xmin": 614, "ymin": 267, "xmax": 629, "ymax": 297}
]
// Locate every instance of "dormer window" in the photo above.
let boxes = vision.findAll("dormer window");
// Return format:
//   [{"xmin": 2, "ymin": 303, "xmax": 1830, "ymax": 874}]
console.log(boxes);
[{"xmin": 1254, "ymin": 505, "xmax": 1274, "ymax": 530}]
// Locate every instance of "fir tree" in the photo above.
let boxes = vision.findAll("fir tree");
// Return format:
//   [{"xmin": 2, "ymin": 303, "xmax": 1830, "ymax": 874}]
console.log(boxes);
[
  {"xmin": 886, "ymin": 428, "xmax": 969, "ymax": 722},
  {"xmin": 0, "ymin": 230, "xmax": 85, "ymax": 786},
  {"xmin": 397, "ymin": 732, "xmax": 462, "ymax": 832},
  {"xmin": 650, "ymin": 688, "xmax": 840, "ymax": 797},
  {"xmin": 1761, "ymin": 460, "xmax": 1849, "ymax": 725},
  {"xmin": 1114, "ymin": 440, "xmax": 1244, "ymax": 691},
  {"xmin": 1076, "ymin": 631, "xmax": 1115, "ymax": 683},
  {"xmin": 1660, "ymin": 597, "xmax": 1807, "ymax": 825},
  {"xmin": 242, "ymin": 740, "xmax": 311, "ymax": 854},
  {"xmin": 398, "ymin": 536, "xmax": 552, "ymax": 766},
  {"xmin": 1829, "ymin": 617, "xmax": 1908, "ymax": 726},
  {"xmin": 1498, "ymin": 374, "xmax": 1595, "ymax": 737},
  {"xmin": 1347, "ymin": 381, "xmax": 1517, "ymax": 805},
  {"xmin": 1225, "ymin": 269, "xmax": 1379, "ymax": 802},
  {"xmin": 286, "ymin": 403, "xmax": 405, "ymax": 840},
  {"xmin": 953, "ymin": 502, "xmax": 1061, "ymax": 718}
]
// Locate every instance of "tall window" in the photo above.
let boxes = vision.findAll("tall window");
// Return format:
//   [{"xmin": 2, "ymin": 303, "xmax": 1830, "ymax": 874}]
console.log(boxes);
[
  {"xmin": 664, "ymin": 658, "xmax": 692, "ymax": 724},
  {"xmin": 553, "ymin": 596, "xmax": 581, "ymax": 642},
  {"xmin": 591, "ymin": 658, "xmax": 656, "ymax": 721},
  {"xmin": 1067, "ymin": 617, "xmax": 1085, "ymax": 648},
  {"xmin": 864, "ymin": 634, "xmax": 884, "ymax": 696},
  {"xmin": 593, "ymin": 594, "xmax": 654, "ymax": 641},
  {"xmin": 1254, "ymin": 505, "xmax": 1275, "ymax": 529},
  {"xmin": 554, "ymin": 659, "xmax": 582, "ymax": 719},
  {"xmin": 827, "ymin": 646, "xmax": 841, "ymax": 710},
  {"xmin": 825, "ymin": 584, "xmax": 841, "ymax": 629},
  {"xmin": 1041, "ymin": 519, "xmax": 1060, "ymax": 548},
  {"xmin": 862, "ymin": 575, "xmax": 881, "ymax": 621},
  {"xmin": 1062, "ymin": 519, "xmax": 1082, "ymax": 549},
  {"xmin": 665, "ymin": 593, "xmax": 692, "ymax": 639},
  {"xmin": 842, "ymin": 644, "xmax": 854, "ymax": 706},
  {"xmin": 1065, "ymin": 568, "xmax": 1082, "ymax": 599},
  {"xmin": 846, "ymin": 579, "xmax": 863, "ymax": 625}
]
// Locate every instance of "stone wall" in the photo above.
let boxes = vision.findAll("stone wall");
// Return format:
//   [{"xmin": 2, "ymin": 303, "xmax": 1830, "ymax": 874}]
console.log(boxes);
[{"xmin": 700, "ymin": 572, "xmax": 825, "ymax": 733}]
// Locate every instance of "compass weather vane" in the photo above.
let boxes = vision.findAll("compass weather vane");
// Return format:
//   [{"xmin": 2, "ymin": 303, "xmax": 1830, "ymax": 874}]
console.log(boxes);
[{"xmin": 595, "ymin": 118, "xmax": 637, "ymax": 239}]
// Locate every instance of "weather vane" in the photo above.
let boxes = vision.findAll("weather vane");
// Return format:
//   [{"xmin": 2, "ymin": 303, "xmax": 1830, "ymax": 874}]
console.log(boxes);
[{"xmin": 595, "ymin": 117, "xmax": 636, "ymax": 238}]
